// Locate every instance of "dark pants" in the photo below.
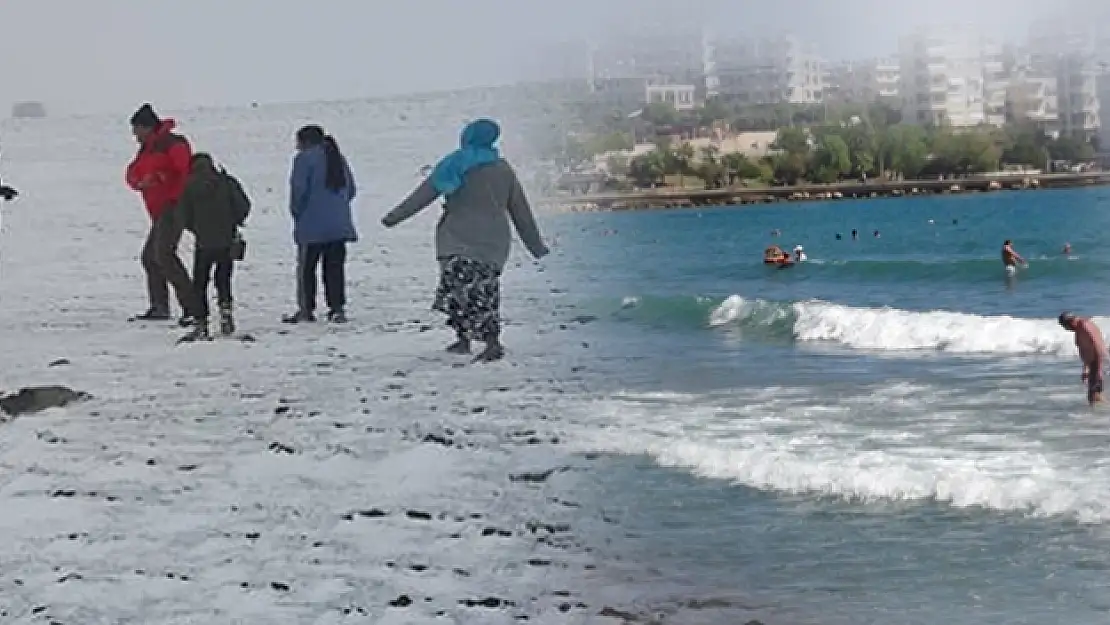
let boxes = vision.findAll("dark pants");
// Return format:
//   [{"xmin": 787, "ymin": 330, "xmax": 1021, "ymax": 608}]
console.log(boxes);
[
  {"xmin": 296, "ymin": 241, "xmax": 346, "ymax": 313},
  {"xmin": 141, "ymin": 207, "xmax": 194, "ymax": 316},
  {"xmin": 192, "ymin": 246, "xmax": 234, "ymax": 320},
  {"xmin": 1088, "ymin": 359, "xmax": 1104, "ymax": 403}
]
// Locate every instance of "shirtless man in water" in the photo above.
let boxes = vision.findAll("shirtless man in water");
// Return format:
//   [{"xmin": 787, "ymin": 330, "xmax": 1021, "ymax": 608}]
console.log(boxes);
[
  {"xmin": 1001, "ymin": 240, "xmax": 1026, "ymax": 273},
  {"xmin": 1003, "ymin": 239, "xmax": 1025, "ymax": 268},
  {"xmin": 1059, "ymin": 312, "xmax": 1107, "ymax": 405}
]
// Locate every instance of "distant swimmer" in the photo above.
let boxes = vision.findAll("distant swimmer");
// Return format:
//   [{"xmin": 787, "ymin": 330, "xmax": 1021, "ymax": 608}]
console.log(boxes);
[
  {"xmin": 1001, "ymin": 239, "xmax": 1027, "ymax": 276},
  {"xmin": 1063, "ymin": 242, "xmax": 1072, "ymax": 255},
  {"xmin": 1059, "ymin": 311, "xmax": 1107, "ymax": 406},
  {"xmin": 851, "ymin": 229, "xmax": 858, "ymax": 240},
  {"xmin": 873, "ymin": 229, "xmax": 881, "ymax": 238},
  {"xmin": 793, "ymin": 245, "xmax": 807, "ymax": 262}
]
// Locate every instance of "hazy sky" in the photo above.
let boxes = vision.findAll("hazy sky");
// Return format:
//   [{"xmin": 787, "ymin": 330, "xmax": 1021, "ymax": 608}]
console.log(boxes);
[{"xmin": 0, "ymin": 0, "xmax": 1081, "ymax": 115}]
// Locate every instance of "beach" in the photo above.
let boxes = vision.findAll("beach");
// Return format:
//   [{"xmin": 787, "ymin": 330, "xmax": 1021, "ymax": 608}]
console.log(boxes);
[{"xmin": 3, "ymin": 92, "xmax": 1110, "ymax": 625}]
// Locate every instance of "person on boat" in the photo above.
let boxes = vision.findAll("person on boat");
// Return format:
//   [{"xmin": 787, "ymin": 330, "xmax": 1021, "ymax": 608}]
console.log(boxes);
[
  {"xmin": 1059, "ymin": 311, "xmax": 1107, "ymax": 406},
  {"xmin": 793, "ymin": 245, "xmax": 807, "ymax": 262},
  {"xmin": 764, "ymin": 245, "xmax": 785, "ymax": 263}
]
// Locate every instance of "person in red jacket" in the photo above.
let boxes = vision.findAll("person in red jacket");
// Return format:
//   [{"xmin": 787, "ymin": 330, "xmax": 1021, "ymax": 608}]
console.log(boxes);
[{"xmin": 125, "ymin": 103, "xmax": 198, "ymax": 323}]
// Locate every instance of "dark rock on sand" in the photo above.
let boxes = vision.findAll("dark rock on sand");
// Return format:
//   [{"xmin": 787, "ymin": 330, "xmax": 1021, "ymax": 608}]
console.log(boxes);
[
  {"xmin": 526, "ymin": 520, "xmax": 572, "ymax": 534},
  {"xmin": 340, "ymin": 508, "xmax": 388, "ymax": 521},
  {"xmin": 422, "ymin": 433, "xmax": 454, "ymax": 447},
  {"xmin": 509, "ymin": 467, "xmax": 569, "ymax": 483},
  {"xmin": 0, "ymin": 386, "xmax": 90, "ymax": 417},
  {"xmin": 268, "ymin": 442, "xmax": 296, "ymax": 455},
  {"xmin": 599, "ymin": 606, "xmax": 640, "ymax": 621},
  {"xmin": 388, "ymin": 594, "xmax": 413, "ymax": 608},
  {"xmin": 459, "ymin": 597, "xmax": 515, "ymax": 608}
]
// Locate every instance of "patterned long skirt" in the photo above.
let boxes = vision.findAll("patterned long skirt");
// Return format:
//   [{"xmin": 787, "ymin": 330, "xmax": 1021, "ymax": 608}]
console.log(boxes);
[{"xmin": 432, "ymin": 255, "xmax": 502, "ymax": 340}]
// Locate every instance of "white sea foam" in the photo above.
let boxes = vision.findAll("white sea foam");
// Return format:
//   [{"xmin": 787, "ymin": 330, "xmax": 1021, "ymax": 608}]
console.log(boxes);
[
  {"xmin": 577, "ymin": 385, "xmax": 1110, "ymax": 523},
  {"xmin": 710, "ymin": 295, "xmax": 1104, "ymax": 356}
]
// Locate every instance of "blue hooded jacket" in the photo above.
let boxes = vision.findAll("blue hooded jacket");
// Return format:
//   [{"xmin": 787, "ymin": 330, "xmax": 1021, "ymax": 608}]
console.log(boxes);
[{"xmin": 289, "ymin": 144, "xmax": 357, "ymax": 245}]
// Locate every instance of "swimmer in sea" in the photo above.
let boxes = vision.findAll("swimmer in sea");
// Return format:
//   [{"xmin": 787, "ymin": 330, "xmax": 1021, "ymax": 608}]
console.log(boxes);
[
  {"xmin": 1059, "ymin": 311, "xmax": 1107, "ymax": 405},
  {"xmin": 1001, "ymin": 239, "xmax": 1026, "ymax": 274},
  {"xmin": 1063, "ymin": 242, "xmax": 1072, "ymax": 255}
]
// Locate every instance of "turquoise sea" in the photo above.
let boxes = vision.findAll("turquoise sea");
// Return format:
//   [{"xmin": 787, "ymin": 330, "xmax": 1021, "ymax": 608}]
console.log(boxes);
[{"xmin": 551, "ymin": 187, "xmax": 1110, "ymax": 624}]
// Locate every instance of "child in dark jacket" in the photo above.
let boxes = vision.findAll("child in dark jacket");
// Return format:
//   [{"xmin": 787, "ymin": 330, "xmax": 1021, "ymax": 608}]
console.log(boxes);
[{"xmin": 176, "ymin": 153, "xmax": 251, "ymax": 342}]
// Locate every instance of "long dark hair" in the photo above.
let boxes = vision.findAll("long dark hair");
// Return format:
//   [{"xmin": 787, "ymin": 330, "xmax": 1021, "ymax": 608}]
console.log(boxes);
[{"xmin": 296, "ymin": 125, "xmax": 348, "ymax": 192}]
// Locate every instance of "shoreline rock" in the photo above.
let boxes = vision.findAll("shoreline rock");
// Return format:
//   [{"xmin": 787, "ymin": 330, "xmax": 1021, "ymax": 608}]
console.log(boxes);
[{"xmin": 0, "ymin": 386, "xmax": 90, "ymax": 418}]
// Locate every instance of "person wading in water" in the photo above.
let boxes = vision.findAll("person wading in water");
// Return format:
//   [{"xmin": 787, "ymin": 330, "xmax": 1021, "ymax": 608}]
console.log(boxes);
[{"xmin": 381, "ymin": 118, "xmax": 549, "ymax": 362}]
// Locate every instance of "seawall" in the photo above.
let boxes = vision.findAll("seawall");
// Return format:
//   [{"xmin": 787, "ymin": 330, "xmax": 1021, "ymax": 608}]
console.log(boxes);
[{"xmin": 552, "ymin": 172, "xmax": 1110, "ymax": 212}]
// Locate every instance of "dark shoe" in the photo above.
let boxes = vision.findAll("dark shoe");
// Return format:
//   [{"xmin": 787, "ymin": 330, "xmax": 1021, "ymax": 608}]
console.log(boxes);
[
  {"xmin": 178, "ymin": 315, "xmax": 198, "ymax": 328},
  {"xmin": 219, "ymin": 304, "xmax": 235, "ymax": 336},
  {"xmin": 281, "ymin": 311, "xmax": 316, "ymax": 324},
  {"xmin": 473, "ymin": 342, "xmax": 505, "ymax": 363},
  {"xmin": 326, "ymin": 309, "xmax": 348, "ymax": 324},
  {"xmin": 130, "ymin": 308, "xmax": 171, "ymax": 322},
  {"xmin": 176, "ymin": 322, "xmax": 211, "ymax": 344},
  {"xmin": 445, "ymin": 331, "xmax": 471, "ymax": 354}
]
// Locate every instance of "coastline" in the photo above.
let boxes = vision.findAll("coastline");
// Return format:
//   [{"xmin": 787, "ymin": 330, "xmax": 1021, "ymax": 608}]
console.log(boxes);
[{"xmin": 549, "ymin": 171, "xmax": 1110, "ymax": 213}]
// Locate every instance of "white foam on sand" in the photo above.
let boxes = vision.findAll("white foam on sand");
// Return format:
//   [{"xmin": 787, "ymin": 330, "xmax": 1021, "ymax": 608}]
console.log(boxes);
[{"xmin": 0, "ymin": 102, "xmax": 598, "ymax": 623}]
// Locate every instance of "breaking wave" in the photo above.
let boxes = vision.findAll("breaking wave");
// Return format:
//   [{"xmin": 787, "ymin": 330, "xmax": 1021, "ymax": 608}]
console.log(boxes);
[{"xmin": 604, "ymin": 294, "xmax": 1102, "ymax": 356}]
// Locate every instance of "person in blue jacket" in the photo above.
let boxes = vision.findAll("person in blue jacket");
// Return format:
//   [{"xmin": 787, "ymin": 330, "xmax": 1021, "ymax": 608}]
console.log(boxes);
[{"xmin": 283, "ymin": 125, "xmax": 357, "ymax": 324}]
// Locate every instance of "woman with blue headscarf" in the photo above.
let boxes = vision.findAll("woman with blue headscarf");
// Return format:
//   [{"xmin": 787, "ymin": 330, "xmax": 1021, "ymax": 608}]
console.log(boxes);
[{"xmin": 382, "ymin": 119, "xmax": 549, "ymax": 362}]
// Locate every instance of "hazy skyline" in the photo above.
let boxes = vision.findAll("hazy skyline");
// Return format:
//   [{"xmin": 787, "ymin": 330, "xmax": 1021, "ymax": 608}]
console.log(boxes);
[{"xmin": 0, "ymin": 0, "xmax": 1086, "ymax": 115}]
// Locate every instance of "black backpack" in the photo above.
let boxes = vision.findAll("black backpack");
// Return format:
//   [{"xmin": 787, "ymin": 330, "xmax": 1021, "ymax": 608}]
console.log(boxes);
[{"xmin": 219, "ymin": 167, "xmax": 251, "ymax": 260}]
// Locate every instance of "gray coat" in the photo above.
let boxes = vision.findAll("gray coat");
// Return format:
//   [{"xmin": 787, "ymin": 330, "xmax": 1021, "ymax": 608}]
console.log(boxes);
[{"xmin": 382, "ymin": 160, "xmax": 547, "ymax": 271}]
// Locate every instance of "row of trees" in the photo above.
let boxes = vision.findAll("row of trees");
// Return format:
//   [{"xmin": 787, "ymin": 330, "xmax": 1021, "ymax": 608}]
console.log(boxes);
[{"xmin": 608, "ymin": 104, "xmax": 1098, "ymax": 189}]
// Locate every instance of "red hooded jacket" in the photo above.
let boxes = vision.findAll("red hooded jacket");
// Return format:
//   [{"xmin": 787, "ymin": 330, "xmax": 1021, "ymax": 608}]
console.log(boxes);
[{"xmin": 125, "ymin": 119, "xmax": 192, "ymax": 220}]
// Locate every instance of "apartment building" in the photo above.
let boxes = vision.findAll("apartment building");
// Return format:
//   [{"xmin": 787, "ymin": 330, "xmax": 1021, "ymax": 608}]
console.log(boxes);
[
  {"xmin": 1099, "ymin": 72, "xmax": 1110, "ymax": 147},
  {"xmin": 1006, "ymin": 48, "xmax": 1061, "ymax": 134},
  {"xmin": 899, "ymin": 26, "xmax": 1000, "ymax": 127},
  {"xmin": 982, "ymin": 40, "xmax": 1009, "ymax": 127},
  {"xmin": 589, "ymin": 30, "xmax": 708, "ymax": 111},
  {"xmin": 1026, "ymin": 19, "xmax": 1101, "ymax": 139},
  {"xmin": 709, "ymin": 35, "xmax": 824, "ymax": 106},
  {"xmin": 825, "ymin": 58, "xmax": 899, "ymax": 104}
]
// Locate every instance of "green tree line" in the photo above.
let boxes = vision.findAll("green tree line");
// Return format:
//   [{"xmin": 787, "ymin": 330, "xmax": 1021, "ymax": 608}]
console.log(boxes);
[{"xmin": 609, "ymin": 103, "xmax": 1097, "ymax": 189}]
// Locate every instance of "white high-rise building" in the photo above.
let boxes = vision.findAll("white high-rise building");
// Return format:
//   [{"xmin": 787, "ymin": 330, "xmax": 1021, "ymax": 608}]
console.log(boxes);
[
  {"xmin": 1027, "ymin": 20, "xmax": 1101, "ymax": 139},
  {"xmin": 1006, "ymin": 48, "xmax": 1061, "ymax": 134},
  {"xmin": 982, "ymin": 40, "xmax": 1009, "ymax": 127},
  {"xmin": 824, "ymin": 58, "xmax": 900, "ymax": 104},
  {"xmin": 709, "ymin": 35, "xmax": 824, "ymax": 106},
  {"xmin": 899, "ymin": 26, "xmax": 999, "ymax": 127}
]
